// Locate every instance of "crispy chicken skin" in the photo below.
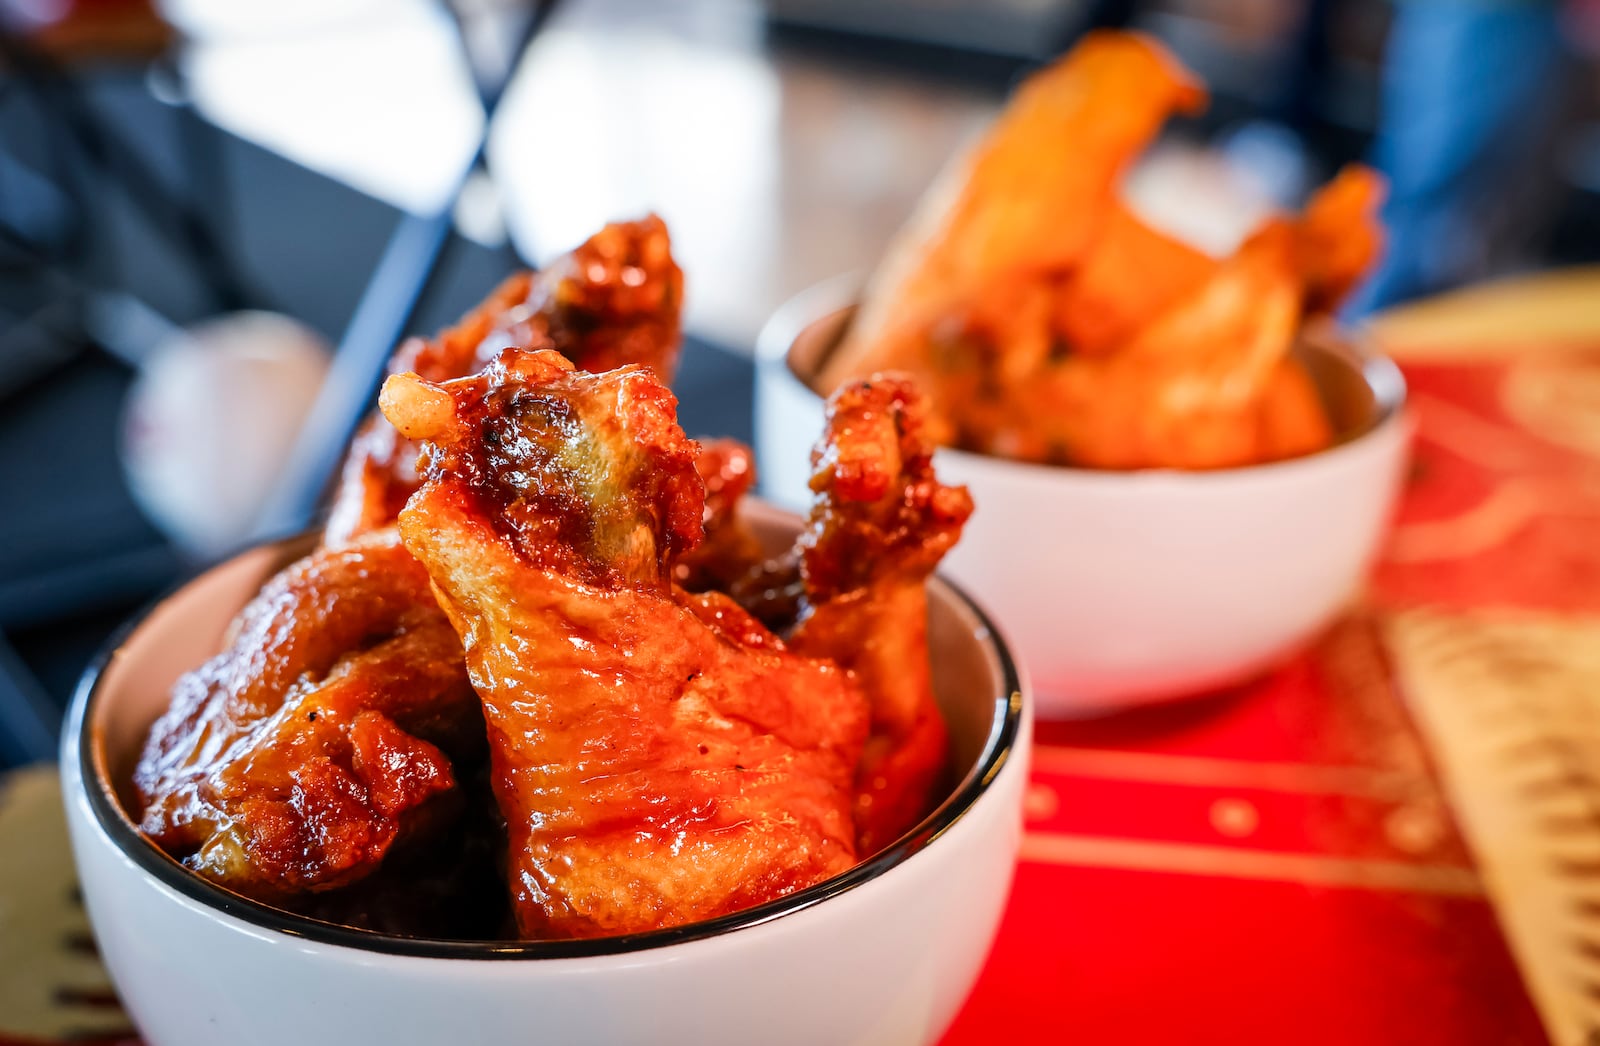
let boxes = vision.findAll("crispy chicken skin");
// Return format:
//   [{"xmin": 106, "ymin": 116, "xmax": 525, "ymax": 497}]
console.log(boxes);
[
  {"xmin": 820, "ymin": 31, "xmax": 1205, "ymax": 393},
  {"xmin": 817, "ymin": 30, "xmax": 1384, "ymax": 471},
  {"xmin": 789, "ymin": 375, "xmax": 974, "ymax": 853},
  {"xmin": 672, "ymin": 438, "xmax": 814, "ymax": 631},
  {"xmin": 381, "ymin": 348, "xmax": 869, "ymax": 940},
  {"xmin": 1002, "ymin": 219, "xmax": 1311, "ymax": 469},
  {"xmin": 133, "ymin": 530, "xmax": 480, "ymax": 899},
  {"xmin": 673, "ymin": 437, "xmax": 766, "ymax": 593},
  {"xmin": 325, "ymin": 215, "xmax": 683, "ymax": 546}
]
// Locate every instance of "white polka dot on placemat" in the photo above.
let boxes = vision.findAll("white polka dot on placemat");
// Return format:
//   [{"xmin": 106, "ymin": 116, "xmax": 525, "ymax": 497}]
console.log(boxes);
[{"xmin": 1209, "ymin": 797, "xmax": 1260, "ymax": 839}]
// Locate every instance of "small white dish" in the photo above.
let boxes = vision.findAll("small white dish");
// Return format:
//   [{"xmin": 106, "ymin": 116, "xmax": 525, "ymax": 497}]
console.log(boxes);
[
  {"xmin": 60, "ymin": 501, "xmax": 1029, "ymax": 1046},
  {"xmin": 756, "ymin": 278, "xmax": 1411, "ymax": 717}
]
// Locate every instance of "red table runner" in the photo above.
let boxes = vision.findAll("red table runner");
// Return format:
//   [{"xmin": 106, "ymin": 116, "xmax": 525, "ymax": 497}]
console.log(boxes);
[
  {"xmin": 943, "ymin": 625, "xmax": 1544, "ymax": 1044},
  {"xmin": 945, "ymin": 338, "xmax": 1600, "ymax": 1045}
]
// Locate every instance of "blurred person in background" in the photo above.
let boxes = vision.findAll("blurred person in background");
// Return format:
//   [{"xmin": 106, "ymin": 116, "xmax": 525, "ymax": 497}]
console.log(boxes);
[
  {"xmin": 1012, "ymin": 0, "xmax": 1588, "ymax": 309},
  {"xmin": 1353, "ymin": 0, "xmax": 1576, "ymax": 311}
]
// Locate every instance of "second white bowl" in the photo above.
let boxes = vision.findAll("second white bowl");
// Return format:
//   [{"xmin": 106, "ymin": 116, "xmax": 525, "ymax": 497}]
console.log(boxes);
[{"xmin": 755, "ymin": 277, "xmax": 1411, "ymax": 717}]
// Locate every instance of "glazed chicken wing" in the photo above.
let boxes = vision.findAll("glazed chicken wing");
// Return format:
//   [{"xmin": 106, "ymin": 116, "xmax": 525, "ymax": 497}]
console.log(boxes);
[
  {"xmin": 672, "ymin": 437, "xmax": 767, "ymax": 593},
  {"xmin": 820, "ymin": 31, "xmax": 1205, "ymax": 392},
  {"xmin": 788, "ymin": 375, "xmax": 974, "ymax": 853},
  {"xmin": 1051, "ymin": 202, "xmax": 1218, "ymax": 358},
  {"xmin": 808, "ymin": 29, "xmax": 1386, "ymax": 472},
  {"xmin": 325, "ymin": 216, "xmax": 683, "ymax": 546},
  {"xmin": 1034, "ymin": 218, "xmax": 1317, "ymax": 470},
  {"xmin": 133, "ymin": 530, "xmax": 480, "ymax": 900},
  {"xmin": 1294, "ymin": 164, "xmax": 1386, "ymax": 315},
  {"xmin": 671, "ymin": 438, "xmax": 819, "ymax": 631},
  {"xmin": 381, "ymin": 348, "xmax": 869, "ymax": 940}
]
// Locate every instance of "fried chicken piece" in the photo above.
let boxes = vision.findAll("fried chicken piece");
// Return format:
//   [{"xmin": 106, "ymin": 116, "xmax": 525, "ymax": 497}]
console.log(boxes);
[
  {"xmin": 287, "ymin": 760, "xmax": 509, "ymax": 938},
  {"xmin": 1031, "ymin": 219, "xmax": 1307, "ymax": 469},
  {"xmin": 381, "ymin": 348, "xmax": 869, "ymax": 940},
  {"xmin": 821, "ymin": 31, "xmax": 1205, "ymax": 391},
  {"xmin": 133, "ymin": 530, "xmax": 481, "ymax": 900},
  {"xmin": 499, "ymin": 214, "xmax": 685, "ymax": 376},
  {"xmin": 788, "ymin": 375, "xmax": 973, "ymax": 853},
  {"xmin": 325, "ymin": 215, "xmax": 683, "ymax": 546},
  {"xmin": 673, "ymin": 438, "xmax": 809, "ymax": 630},
  {"xmin": 672, "ymin": 437, "xmax": 766, "ymax": 593},
  {"xmin": 668, "ymin": 438, "xmax": 815, "ymax": 631},
  {"xmin": 1259, "ymin": 355, "xmax": 1334, "ymax": 461},
  {"xmin": 1051, "ymin": 203, "xmax": 1218, "ymax": 358},
  {"xmin": 1294, "ymin": 164, "xmax": 1385, "ymax": 315},
  {"xmin": 808, "ymin": 27, "xmax": 1387, "ymax": 472},
  {"xmin": 915, "ymin": 277, "xmax": 1062, "ymax": 453},
  {"xmin": 1035, "ymin": 175, "xmax": 1374, "ymax": 466}
]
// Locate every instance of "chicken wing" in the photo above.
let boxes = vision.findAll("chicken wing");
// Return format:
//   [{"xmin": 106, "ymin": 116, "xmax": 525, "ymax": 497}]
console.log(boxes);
[
  {"xmin": 788, "ymin": 375, "xmax": 974, "ymax": 853},
  {"xmin": 325, "ymin": 215, "xmax": 683, "ymax": 546},
  {"xmin": 820, "ymin": 31, "xmax": 1205, "ymax": 392},
  {"xmin": 807, "ymin": 27, "xmax": 1387, "ymax": 472},
  {"xmin": 133, "ymin": 530, "xmax": 480, "ymax": 900},
  {"xmin": 676, "ymin": 439, "xmax": 817, "ymax": 632},
  {"xmin": 1051, "ymin": 203, "xmax": 1218, "ymax": 358},
  {"xmin": 1294, "ymin": 164, "xmax": 1385, "ymax": 315},
  {"xmin": 672, "ymin": 437, "xmax": 766, "ymax": 593},
  {"xmin": 1030, "ymin": 219, "xmax": 1309, "ymax": 469},
  {"xmin": 382, "ymin": 348, "xmax": 869, "ymax": 940}
]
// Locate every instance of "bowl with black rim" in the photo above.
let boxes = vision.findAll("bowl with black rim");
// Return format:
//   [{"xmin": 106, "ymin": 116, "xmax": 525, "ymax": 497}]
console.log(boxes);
[{"xmin": 60, "ymin": 499, "xmax": 1030, "ymax": 1046}]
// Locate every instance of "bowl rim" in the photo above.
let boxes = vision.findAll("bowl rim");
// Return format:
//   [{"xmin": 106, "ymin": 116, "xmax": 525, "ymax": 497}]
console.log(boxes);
[
  {"xmin": 756, "ymin": 274, "xmax": 1410, "ymax": 482},
  {"xmin": 67, "ymin": 530, "xmax": 1025, "ymax": 962}
]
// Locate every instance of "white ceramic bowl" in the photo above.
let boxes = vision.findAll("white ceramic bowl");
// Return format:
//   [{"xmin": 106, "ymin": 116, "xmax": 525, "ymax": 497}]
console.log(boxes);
[
  {"xmin": 60, "ymin": 502, "xmax": 1029, "ymax": 1046},
  {"xmin": 756, "ymin": 277, "xmax": 1410, "ymax": 717}
]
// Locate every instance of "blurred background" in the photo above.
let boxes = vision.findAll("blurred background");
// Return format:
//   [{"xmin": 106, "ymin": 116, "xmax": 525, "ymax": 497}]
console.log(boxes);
[{"xmin": 1, "ymin": 0, "xmax": 1595, "ymax": 769}]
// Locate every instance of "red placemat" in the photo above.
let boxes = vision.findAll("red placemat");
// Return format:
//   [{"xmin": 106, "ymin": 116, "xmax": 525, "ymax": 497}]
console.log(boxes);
[
  {"xmin": 943, "ymin": 338, "xmax": 1600, "ymax": 1045},
  {"xmin": 6, "ymin": 339, "xmax": 1596, "ymax": 1046},
  {"xmin": 941, "ymin": 625, "xmax": 1545, "ymax": 1045}
]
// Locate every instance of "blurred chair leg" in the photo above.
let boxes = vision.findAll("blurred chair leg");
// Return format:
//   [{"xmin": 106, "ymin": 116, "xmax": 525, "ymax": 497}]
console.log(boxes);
[{"xmin": 252, "ymin": 0, "xmax": 565, "ymax": 538}]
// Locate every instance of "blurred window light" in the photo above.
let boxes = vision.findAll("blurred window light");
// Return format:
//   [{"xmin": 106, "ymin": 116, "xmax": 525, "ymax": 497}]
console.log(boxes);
[
  {"xmin": 488, "ymin": 24, "xmax": 782, "ymax": 341},
  {"xmin": 453, "ymin": 168, "xmax": 508, "ymax": 247},
  {"xmin": 177, "ymin": 0, "xmax": 483, "ymax": 214},
  {"xmin": 158, "ymin": 0, "xmax": 394, "ymax": 41}
]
